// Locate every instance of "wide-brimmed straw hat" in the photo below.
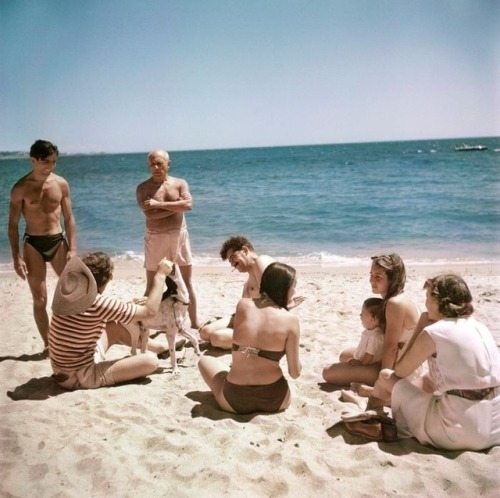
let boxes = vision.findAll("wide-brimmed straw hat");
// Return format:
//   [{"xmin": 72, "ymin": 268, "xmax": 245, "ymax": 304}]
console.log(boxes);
[{"xmin": 52, "ymin": 256, "xmax": 97, "ymax": 315}]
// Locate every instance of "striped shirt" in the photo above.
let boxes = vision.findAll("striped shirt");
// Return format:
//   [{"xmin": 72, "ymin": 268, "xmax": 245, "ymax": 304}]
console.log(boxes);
[{"xmin": 49, "ymin": 294, "xmax": 138, "ymax": 371}]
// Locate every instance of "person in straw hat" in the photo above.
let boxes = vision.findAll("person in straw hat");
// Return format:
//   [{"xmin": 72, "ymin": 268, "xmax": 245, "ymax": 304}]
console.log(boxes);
[{"xmin": 48, "ymin": 252, "xmax": 173, "ymax": 390}]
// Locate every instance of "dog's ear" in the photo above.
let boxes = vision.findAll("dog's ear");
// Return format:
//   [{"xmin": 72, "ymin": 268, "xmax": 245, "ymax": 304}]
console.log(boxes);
[{"xmin": 163, "ymin": 276, "xmax": 178, "ymax": 299}]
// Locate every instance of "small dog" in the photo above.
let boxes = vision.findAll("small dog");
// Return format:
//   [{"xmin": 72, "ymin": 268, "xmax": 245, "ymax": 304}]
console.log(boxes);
[{"xmin": 125, "ymin": 264, "xmax": 201, "ymax": 374}]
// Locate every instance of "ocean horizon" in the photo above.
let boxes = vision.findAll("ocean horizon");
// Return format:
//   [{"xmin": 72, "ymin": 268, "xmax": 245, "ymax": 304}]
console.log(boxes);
[{"xmin": 1, "ymin": 137, "xmax": 499, "ymax": 273}]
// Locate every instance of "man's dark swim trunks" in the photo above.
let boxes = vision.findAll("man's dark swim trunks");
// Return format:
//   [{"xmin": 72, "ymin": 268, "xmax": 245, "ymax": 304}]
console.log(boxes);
[{"xmin": 24, "ymin": 233, "xmax": 66, "ymax": 262}]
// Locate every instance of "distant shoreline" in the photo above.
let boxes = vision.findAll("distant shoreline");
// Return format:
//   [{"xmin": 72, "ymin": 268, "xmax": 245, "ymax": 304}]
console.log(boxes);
[{"xmin": 1, "ymin": 135, "xmax": 498, "ymax": 156}]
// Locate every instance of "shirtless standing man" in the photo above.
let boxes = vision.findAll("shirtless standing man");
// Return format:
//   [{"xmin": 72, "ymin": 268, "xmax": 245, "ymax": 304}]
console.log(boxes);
[
  {"xmin": 136, "ymin": 149, "xmax": 199, "ymax": 329},
  {"xmin": 8, "ymin": 139, "xmax": 77, "ymax": 351},
  {"xmin": 199, "ymin": 235, "xmax": 275, "ymax": 350}
]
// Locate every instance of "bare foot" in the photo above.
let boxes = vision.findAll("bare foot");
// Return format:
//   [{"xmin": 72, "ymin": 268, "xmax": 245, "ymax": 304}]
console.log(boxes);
[
  {"xmin": 350, "ymin": 382, "xmax": 374, "ymax": 398},
  {"xmin": 339, "ymin": 389, "xmax": 368, "ymax": 410}
]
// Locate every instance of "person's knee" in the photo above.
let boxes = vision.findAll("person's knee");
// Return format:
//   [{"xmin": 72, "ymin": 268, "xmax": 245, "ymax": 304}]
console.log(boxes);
[
  {"xmin": 197, "ymin": 355, "xmax": 211, "ymax": 376},
  {"xmin": 378, "ymin": 368, "xmax": 395, "ymax": 388},
  {"xmin": 210, "ymin": 330, "xmax": 232, "ymax": 349},
  {"xmin": 144, "ymin": 351, "xmax": 159, "ymax": 371},
  {"xmin": 32, "ymin": 293, "xmax": 48, "ymax": 310},
  {"xmin": 199, "ymin": 326, "xmax": 209, "ymax": 340},
  {"xmin": 321, "ymin": 366, "xmax": 328, "ymax": 381},
  {"xmin": 198, "ymin": 354, "xmax": 207, "ymax": 370},
  {"xmin": 339, "ymin": 350, "xmax": 352, "ymax": 362},
  {"xmin": 199, "ymin": 322, "xmax": 219, "ymax": 340},
  {"xmin": 322, "ymin": 365, "xmax": 334, "ymax": 382},
  {"xmin": 379, "ymin": 368, "xmax": 393, "ymax": 380}
]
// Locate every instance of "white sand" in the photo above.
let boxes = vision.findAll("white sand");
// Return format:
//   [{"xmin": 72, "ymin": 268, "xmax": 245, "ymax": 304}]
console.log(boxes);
[{"xmin": 1, "ymin": 262, "xmax": 499, "ymax": 497}]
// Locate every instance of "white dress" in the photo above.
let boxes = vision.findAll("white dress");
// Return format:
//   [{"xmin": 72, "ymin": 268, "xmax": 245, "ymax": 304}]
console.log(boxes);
[{"xmin": 391, "ymin": 316, "xmax": 500, "ymax": 450}]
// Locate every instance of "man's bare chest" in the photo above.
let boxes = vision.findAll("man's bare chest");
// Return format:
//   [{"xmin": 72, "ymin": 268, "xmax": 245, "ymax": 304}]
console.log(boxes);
[
  {"xmin": 147, "ymin": 181, "xmax": 180, "ymax": 201},
  {"xmin": 24, "ymin": 183, "xmax": 62, "ymax": 213},
  {"xmin": 246, "ymin": 274, "xmax": 260, "ymax": 298}
]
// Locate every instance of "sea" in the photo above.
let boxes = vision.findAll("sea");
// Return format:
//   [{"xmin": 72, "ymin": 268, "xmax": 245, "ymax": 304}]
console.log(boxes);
[{"xmin": 1, "ymin": 137, "xmax": 499, "ymax": 272}]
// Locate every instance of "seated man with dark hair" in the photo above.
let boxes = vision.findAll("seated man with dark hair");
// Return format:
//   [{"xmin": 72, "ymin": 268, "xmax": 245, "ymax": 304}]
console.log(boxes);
[{"xmin": 199, "ymin": 235, "xmax": 275, "ymax": 350}]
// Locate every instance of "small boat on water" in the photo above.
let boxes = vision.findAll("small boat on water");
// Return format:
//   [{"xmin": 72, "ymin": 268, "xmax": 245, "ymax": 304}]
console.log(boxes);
[{"xmin": 454, "ymin": 144, "xmax": 488, "ymax": 152}]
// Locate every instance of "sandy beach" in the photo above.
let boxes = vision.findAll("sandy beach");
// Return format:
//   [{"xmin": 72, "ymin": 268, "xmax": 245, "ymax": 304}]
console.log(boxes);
[{"xmin": 1, "ymin": 261, "xmax": 499, "ymax": 497}]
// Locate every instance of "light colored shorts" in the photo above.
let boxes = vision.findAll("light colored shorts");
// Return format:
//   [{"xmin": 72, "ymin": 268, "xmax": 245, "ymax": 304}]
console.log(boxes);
[
  {"xmin": 144, "ymin": 227, "xmax": 193, "ymax": 271},
  {"xmin": 52, "ymin": 359, "xmax": 118, "ymax": 391}
]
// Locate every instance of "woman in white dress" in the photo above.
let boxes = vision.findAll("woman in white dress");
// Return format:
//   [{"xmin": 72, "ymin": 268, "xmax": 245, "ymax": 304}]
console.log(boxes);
[{"xmin": 348, "ymin": 274, "xmax": 500, "ymax": 450}]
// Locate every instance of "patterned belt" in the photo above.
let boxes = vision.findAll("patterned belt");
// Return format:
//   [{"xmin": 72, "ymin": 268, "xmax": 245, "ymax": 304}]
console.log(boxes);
[{"xmin": 446, "ymin": 387, "xmax": 495, "ymax": 401}]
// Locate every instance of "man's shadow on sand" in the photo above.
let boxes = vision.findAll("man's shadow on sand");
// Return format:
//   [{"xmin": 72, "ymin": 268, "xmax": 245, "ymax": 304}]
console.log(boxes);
[
  {"xmin": 6, "ymin": 373, "xmax": 152, "ymax": 401},
  {"xmin": 7, "ymin": 376, "xmax": 153, "ymax": 401},
  {"xmin": 0, "ymin": 349, "xmax": 63, "ymax": 400},
  {"xmin": 0, "ymin": 350, "xmax": 66, "ymax": 400},
  {"xmin": 7, "ymin": 376, "xmax": 68, "ymax": 401}
]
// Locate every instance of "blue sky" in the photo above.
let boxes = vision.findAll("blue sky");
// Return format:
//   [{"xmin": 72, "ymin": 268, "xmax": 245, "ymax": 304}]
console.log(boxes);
[{"xmin": 1, "ymin": 0, "xmax": 498, "ymax": 153}]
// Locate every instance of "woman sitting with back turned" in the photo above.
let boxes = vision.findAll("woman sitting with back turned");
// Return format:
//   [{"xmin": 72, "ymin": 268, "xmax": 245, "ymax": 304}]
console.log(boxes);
[{"xmin": 198, "ymin": 262, "xmax": 302, "ymax": 414}]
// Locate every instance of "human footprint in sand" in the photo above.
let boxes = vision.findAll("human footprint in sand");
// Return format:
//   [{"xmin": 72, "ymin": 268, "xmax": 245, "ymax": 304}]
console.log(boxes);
[
  {"xmin": 323, "ymin": 253, "xmax": 420, "ymax": 389},
  {"xmin": 344, "ymin": 274, "xmax": 500, "ymax": 450},
  {"xmin": 49, "ymin": 253, "xmax": 174, "ymax": 391},
  {"xmin": 198, "ymin": 262, "xmax": 302, "ymax": 414}
]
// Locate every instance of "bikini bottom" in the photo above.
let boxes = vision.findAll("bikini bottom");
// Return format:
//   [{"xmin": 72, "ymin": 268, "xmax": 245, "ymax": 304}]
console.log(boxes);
[
  {"xmin": 222, "ymin": 376, "xmax": 289, "ymax": 414},
  {"xmin": 24, "ymin": 233, "xmax": 66, "ymax": 262}
]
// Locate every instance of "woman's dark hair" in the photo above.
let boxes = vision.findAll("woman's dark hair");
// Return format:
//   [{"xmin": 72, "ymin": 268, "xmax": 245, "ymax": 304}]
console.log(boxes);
[
  {"xmin": 30, "ymin": 139, "xmax": 59, "ymax": 159},
  {"xmin": 371, "ymin": 253, "xmax": 406, "ymax": 301},
  {"xmin": 260, "ymin": 262, "xmax": 296, "ymax": 310},
  {"xmin": 82, "ymin": 251, "xmax": 114, "ymax": 288},
  {"xmin": 424, "ymin": 274, "xmax": 474, "ymax": 318}
]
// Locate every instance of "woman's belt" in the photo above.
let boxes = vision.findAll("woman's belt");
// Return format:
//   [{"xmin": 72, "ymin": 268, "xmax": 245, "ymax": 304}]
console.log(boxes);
[{"xmin": 446, "ymin": 387, "xmax": 496, "ymax": 401}]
